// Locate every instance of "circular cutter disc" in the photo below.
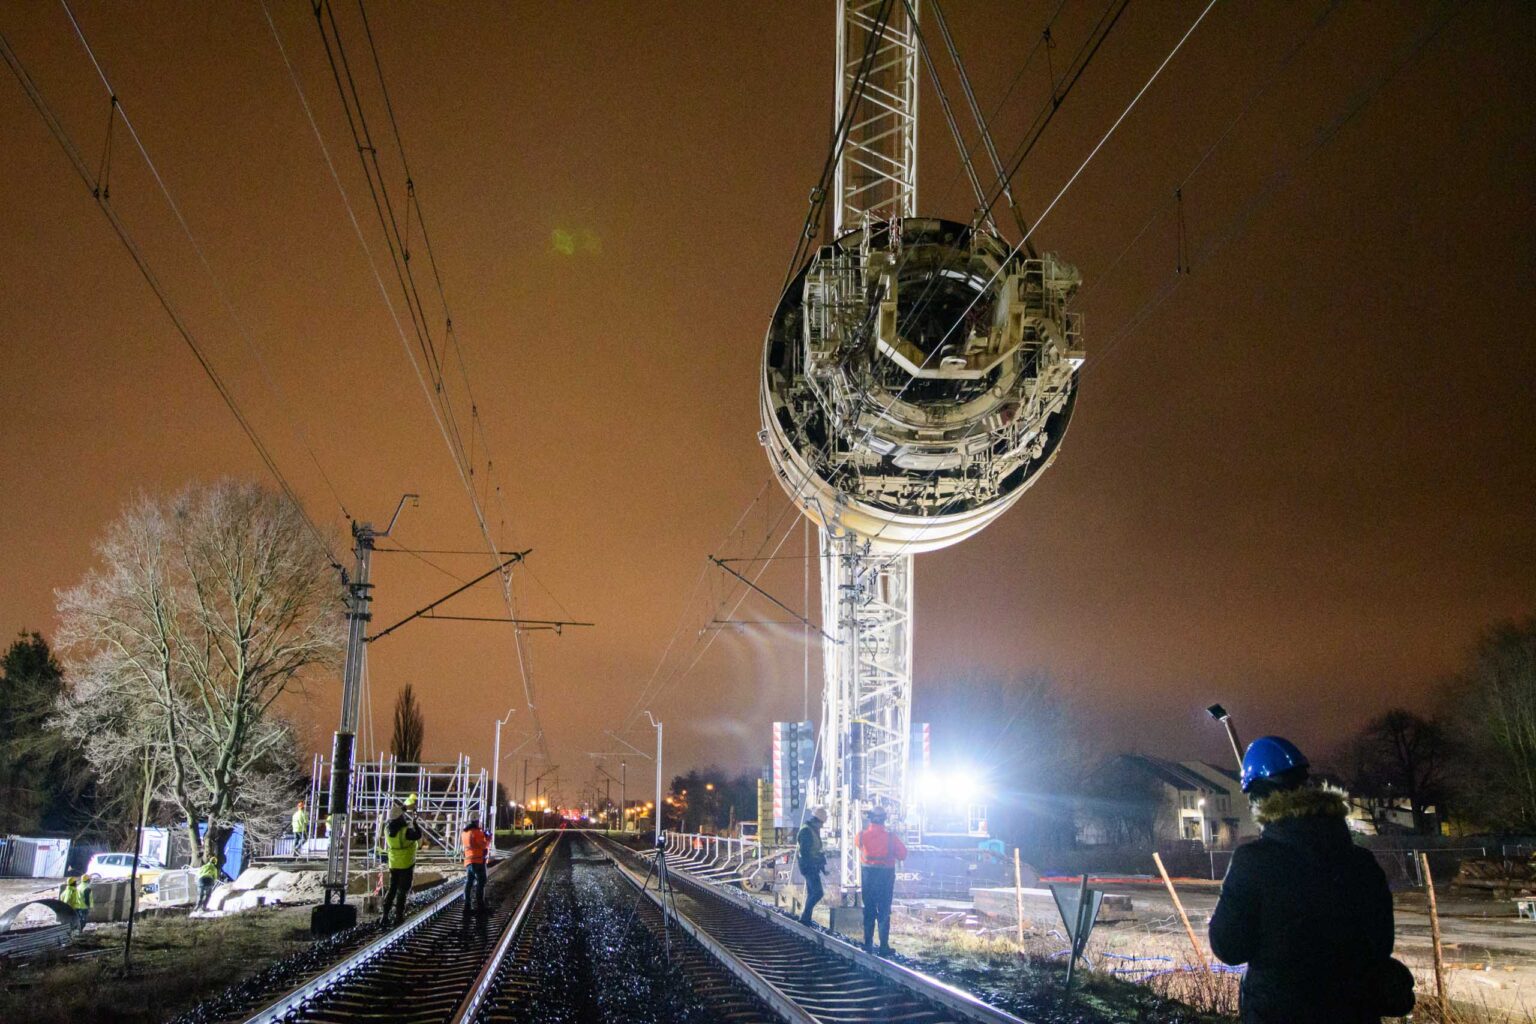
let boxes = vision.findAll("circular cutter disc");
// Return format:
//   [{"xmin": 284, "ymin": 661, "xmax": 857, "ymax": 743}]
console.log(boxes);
[{"xmin": 760, "ymin": 218, "xmax": 1084, "ymax": 554}]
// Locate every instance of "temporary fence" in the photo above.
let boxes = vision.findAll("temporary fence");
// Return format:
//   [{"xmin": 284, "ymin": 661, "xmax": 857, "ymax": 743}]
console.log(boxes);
[{"xmin": 0, "ymin": 836, "xmax": 70, "ymax": 878}]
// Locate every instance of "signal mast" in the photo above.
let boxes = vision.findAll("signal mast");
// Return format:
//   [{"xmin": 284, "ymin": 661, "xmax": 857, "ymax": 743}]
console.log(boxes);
[{"xmin": 759, "ymin": 0, "xmax": 1085, "ymax": 890}]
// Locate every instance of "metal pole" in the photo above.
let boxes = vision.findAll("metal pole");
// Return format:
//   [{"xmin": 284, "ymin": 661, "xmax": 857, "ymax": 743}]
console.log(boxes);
[
  {"xmin": 491, "ymin": 718, "xmax": 502, "ymax": 838},
  {"xmin": 621, "ymin": 760, "xmax": 627, "ymax": 833},
  {"xmin": 1065, "ymin": 872, "xmax": 1088, "ymax": 992},
  {"xmin": 645, "ymin": 713, "xmax": 663, "ymax": 839},
  {"xmin": 124, "ymin": 748, "xmax": 152, "ymax": 972},
  {"xmin": 321, "ymin": 523, "xmax": 373, "ymax": 908},
  {"xmin": 315, "ymin": 495, "xmax": 415, "ymax": 934},
  {"xmin": 490, "ymin": 708, "xmax": 514, "ymax": 839}
]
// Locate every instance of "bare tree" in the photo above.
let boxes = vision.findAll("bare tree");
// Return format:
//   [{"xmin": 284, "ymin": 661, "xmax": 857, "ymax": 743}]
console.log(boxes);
[
  {"xmin": 55, "ymin": 481, "xmax": 342, "ymax": 858},
  {"xmin": 392, "ymin": 683, "xmax": 426, "ymax": 764},
  {"xmin": 1443, "ymin": 618, "xmax": 1536, "ymax": 830},
  {"xmin": 1335, "ymin": 709, "xmax": 1449, "ymax": 834}
]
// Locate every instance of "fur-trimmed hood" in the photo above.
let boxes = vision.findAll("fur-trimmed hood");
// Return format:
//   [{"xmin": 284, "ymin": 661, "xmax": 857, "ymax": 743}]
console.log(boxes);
[{"xmin": 1253, "ymin": 786, "xmax": 1348, "ymax": 826}]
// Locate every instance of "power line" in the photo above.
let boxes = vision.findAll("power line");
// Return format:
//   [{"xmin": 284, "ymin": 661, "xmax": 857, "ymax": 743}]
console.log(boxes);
[
  {"xmin": 616, "ymin": 0, "xmax": 1047, "ymax": 727},
  {"xmin": 265, "ymin": 0, "xmax": 558, "ymax": 761},
  {"xmin": 1087, "ymin": 0, "xmax": 1468, "ymax": 375},
  {"xmin": 56, "ymin": 0, "xmax": 353, "ymax": 523},
  {"xmin": 1073, "ymin": 0, "xmax": 1344, "ymax": 312},
  {"xmin": 0, "ymin": 27, "xmax": 343, "ymax": 573}
]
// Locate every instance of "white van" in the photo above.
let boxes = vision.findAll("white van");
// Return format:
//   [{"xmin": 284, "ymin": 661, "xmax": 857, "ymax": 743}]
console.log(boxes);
[{"xmin": 84, "ymin": 852, "xmax": 162, "ymax": 884}]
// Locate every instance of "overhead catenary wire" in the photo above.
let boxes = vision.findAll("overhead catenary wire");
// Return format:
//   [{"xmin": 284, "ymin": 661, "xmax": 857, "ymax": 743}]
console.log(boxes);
[
  {"xmin": 639, "ymin": 0, "xmax": 1210, "ymax": 674},
  {"xmin": 1071, "ymin": 0, "xmax": 1344, "ymax": 311},
  {"xmin": 739, "ymin": 0, "xmax": 1142, "ymax": 586},
  {"xmin": 56, "ymin": 0, "xmax": 354, "ymax": 525},
  {"xmin": 0, "ymin": 27, "xmax": 344, "ymax": 574},
  {"xmin": 616, "ymin": 0, "xmax": 1133, "ymax": 735},
  {"xmin": 806, "ymin": 0, "xmax": 1223, "ymax": 581},
  {"xmin": 321, "ymin": 0, "xmax": 559, "ymax": 750},
  {"xmin": 1085, "ymin": 0, "xmax": 1468, "ymax": 375},
  {"xmin": 866, "ymin": 0, "xmax": 1461, "ymax": 586},
  {"xmin": 261, "ymin": 0, "xmax": 552, "ymax": 761}
]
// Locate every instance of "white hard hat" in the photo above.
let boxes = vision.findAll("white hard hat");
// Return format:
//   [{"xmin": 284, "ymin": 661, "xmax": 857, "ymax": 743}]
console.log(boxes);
[{"xmin": 809, "ymin": 806, "xmax": 829, "ymax": 822}]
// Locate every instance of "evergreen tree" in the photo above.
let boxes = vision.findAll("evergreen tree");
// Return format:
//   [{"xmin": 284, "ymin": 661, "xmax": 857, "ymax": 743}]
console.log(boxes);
[{"xmin": 0, "ymin": 632, "xmax": 90, "ymax": 832}]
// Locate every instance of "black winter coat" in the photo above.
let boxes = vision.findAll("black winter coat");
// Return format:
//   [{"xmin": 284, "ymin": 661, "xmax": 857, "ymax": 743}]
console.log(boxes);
[
  {"xmin": 1209, "ymin": 787, "xmax": 1395, "ymax": 1024},
  {"xmin": 796, "ymin": 821, "xmax": 826, "ymax": 874}
]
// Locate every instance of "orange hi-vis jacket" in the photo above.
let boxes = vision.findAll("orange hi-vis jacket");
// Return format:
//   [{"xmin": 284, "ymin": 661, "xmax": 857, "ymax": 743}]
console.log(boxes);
[
  {"xmin": 462, "ymin": 827, "xmax": 490, "ymax": 865},
  {"xmin": 856, "ymin": 824, "xmax": 907, "ymax": 868}
]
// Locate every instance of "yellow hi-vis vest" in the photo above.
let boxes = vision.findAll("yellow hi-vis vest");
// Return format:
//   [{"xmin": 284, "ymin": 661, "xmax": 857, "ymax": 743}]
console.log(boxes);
[
  {"xmin": 384, "ymin": 823, "xmax": 419, "ymax": 869},
  {"xmin": 292, "ymin": 808, "xmax": 308, "ymax": 833},
  {"xmin": 61, "ymin": 883, "xmax": 87, "ymax": 910},
  {"xmin": 198, "ymin": 860, "xmax": 220, "ymax": 881}
]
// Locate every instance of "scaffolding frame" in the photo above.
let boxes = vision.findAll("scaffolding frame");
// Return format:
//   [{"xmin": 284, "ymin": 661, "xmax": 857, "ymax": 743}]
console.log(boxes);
[{"xmin": 303, "ymin": 752, "xmax": 487, "ymax": 867}]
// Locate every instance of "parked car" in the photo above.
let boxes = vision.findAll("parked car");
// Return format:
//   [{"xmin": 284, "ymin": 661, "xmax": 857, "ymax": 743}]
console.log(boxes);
[{"xmin": 84, "ymin": 852, "xmax": 164, "ymax": 889}]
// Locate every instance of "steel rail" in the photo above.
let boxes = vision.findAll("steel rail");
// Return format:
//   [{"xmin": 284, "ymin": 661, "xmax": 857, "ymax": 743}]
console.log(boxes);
[
  {"xmin": 448, "ymin": 832, "xmax": 561, "ymax": 1023},
  {"xmin": 600, "ymin": 835, "xmax": 1029, "ymax": 1024},
  {"xmin": 240, "ymin": 837, "xmax": 546, "ymax": 1024},
  {"xmin": 602, "ymin": 842, "xmax": 819, "ymax": 1024}
]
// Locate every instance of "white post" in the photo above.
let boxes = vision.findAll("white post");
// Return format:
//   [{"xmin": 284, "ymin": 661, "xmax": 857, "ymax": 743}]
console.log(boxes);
[
  {"xmin": 646, "ymin": 712, "xmax": 664, "ymax": 840},
  {"xmin": 491, "ymin": 708, "xmax": 514, "ymax": 838}
]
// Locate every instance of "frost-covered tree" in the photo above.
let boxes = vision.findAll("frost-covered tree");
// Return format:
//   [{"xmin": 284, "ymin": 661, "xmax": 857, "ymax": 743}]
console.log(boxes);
[{"xmin": 55, "ymin": 481, "xmax": 342, "ymax": 858}]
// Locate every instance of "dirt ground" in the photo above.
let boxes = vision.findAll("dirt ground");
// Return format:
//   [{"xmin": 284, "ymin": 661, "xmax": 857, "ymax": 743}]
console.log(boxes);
[
  {"xmin": 0, "ymin": 903, "xmax": 316, "ymax": 1024},
  {"xmin": 1123, "ymin": 884, "xmax": 1536, "ymax": 1018},
  {"xmin": 880, "ymin": 881, "xmax": 1536, "ymax": 1022}
]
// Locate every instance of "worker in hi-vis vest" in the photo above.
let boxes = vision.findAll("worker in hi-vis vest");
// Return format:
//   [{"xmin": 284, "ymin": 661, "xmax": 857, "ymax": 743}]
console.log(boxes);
[
  {"xmin": 291, "ymin": 800, "xmax": 309, "ymax": 851},
  {"xmin": 855, "ymin": 806, "xmax": 907, "ymax": 956},
  {"xmin": 379, "ymin": 798, "xmax": 423, "ymax": 926},
  {"xmin": 461, "ymin": 817, "xmax": 491, "ymax": 912}
]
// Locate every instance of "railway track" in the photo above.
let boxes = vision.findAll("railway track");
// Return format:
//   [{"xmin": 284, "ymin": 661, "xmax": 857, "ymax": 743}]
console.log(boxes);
[
  {"xmin": 599, "ymin": 835, "xmax": 1028, "ymax": 1024},
  {"xmin": 222, "ymin": 830, "xmax": 1026, "ymax": 1024},
  {"xmin": 239, "ymin": 833, "xmax": 556, "ymax": 1024}
]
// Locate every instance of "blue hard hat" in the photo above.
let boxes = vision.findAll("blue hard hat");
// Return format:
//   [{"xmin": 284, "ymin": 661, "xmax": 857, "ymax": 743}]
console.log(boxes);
[{"xmin": 1240, "ymin": 735, "xmax": 1309, "ymax": 792}]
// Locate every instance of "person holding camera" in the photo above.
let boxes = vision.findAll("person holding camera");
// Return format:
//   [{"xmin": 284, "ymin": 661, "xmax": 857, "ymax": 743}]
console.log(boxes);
[{"xmin": 1210, "ymin": 736, "xmax": 1412, "ymax": 1022}]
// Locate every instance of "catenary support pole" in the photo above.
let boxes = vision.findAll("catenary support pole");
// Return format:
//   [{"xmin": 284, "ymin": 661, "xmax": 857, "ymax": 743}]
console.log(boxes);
[
  {"xmin": 124, "ymin": 748, "xmax": 152, "ymax": 971},
  {"xmin": 313, "ymin": 495, "xmax": 415, "ymax": 935}
]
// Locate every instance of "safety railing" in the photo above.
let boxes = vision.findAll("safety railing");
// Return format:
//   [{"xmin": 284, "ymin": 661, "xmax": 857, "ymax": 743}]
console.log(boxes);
[{"xmin": 656, "ymin": 832, "xmax": 801, "ymax": 890}]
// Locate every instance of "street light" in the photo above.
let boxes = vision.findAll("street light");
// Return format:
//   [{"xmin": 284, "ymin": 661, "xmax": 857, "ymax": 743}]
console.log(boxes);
[
  {"xmin": 491, "ymin": 707, "xmax": 516, "ymax": 837},
  {"xmin": 1206, "ymin": 704, "xmax": 1244, "ymax": 770}
]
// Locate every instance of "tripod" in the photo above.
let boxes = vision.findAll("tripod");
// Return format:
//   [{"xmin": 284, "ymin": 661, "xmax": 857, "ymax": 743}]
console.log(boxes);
[{"xmin": 622, "ymin": 836, "xmax": 680, "ymax": 963}]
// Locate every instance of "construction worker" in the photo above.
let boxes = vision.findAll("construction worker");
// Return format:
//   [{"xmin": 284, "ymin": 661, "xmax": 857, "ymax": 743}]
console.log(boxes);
[
  {"xmin": 195, "ymin": 855, "xmax": 222, "ymax": 910},
  {"xmin": 291, "ymin": 800, "xmax": 309, "ymax": 852},
  {"xmin": 855, "ymin": 806, "xmax": 906, "ymax": 955},
  {"xmin": 1210, "ymin": 736, "xmax": 1410, "ymax": 1022},
  {"xmin": 796, "ymin": 806, "xmax": 829, "ymax": 927},
  {"xmin": 79, "ymin": 874, "xmax": 93, "ymax": 924},
  {"xmin": 59, "ymin": 876, "xmax": 89, "ymax": 930},
  {"xmin": 461, "ymin": 817, "xmax": 491, "ymax": 912},
  {"xmin": 379, "ymin": 798, "xmax": 422, "ymax": 926}
]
